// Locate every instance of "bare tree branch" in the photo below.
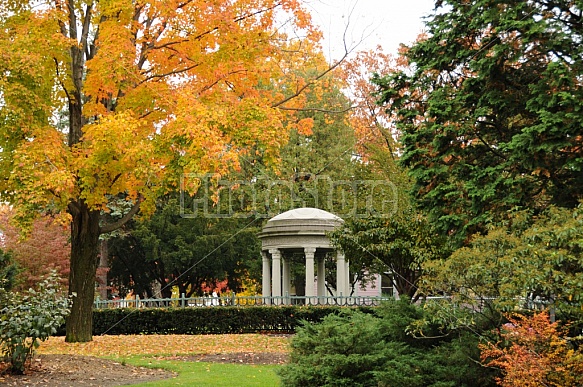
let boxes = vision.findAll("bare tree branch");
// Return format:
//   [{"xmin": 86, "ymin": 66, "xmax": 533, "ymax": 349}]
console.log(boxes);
[
  {"xmin": 277, "ymin": 106, "xmax": 354, "ymax": 114},
  {"xmin": 81, "ymin": 2, "xmax": 93, "ymax": 59},
  {"xmin": 271, "ymin": 52, "xmax": 350, "ymax": 109}
]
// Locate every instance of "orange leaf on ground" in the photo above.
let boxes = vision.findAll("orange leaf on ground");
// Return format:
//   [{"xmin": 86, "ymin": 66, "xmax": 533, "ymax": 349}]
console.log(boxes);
[{"xmin": 38, "ymin": 334, "xmax": 291, "ymax": 358}]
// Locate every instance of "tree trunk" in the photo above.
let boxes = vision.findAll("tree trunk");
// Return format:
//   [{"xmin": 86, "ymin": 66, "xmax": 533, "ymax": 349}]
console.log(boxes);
[
  {"xmin": 394, "ymin": 269, "xmax": 418, "ymax": 302},
  {"xmin": 65, "ymin": 201, "xmax": 101, "ymax": 342},
  {"xmin": 159, "ymin": 282, "xmax": 173, "ymax": 299},
  {"xmin": 97, "ymin": 239, "xmax": 109, "ymax": 300}
]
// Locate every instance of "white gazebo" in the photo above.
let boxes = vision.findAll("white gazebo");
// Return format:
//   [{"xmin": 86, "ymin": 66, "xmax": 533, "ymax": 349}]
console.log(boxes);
[{"xmin": 259, "ymin": 207, "xmax": 348, "ymax": 304}]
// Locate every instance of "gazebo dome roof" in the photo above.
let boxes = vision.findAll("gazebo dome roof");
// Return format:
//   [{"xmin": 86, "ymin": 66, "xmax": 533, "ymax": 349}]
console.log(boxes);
[
  {"xmin": 260, "ymin": 208, "xmax": 344, "ymax": 245},
  {"xmin": 269, "ymin": 207, "xmax": 343, "ymax": 222}
]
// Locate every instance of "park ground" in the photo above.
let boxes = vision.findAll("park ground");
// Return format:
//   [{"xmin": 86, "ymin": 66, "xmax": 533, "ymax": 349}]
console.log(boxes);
[{"xmin": 0, "ymin": 334, "xmax": 291, "ymax": 386}]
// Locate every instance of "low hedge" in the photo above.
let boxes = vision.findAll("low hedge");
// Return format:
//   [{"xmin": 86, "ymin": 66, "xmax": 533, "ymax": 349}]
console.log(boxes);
[{"xmin": 87, "ymin": 305, "xmax": 375, "ymax": 335}]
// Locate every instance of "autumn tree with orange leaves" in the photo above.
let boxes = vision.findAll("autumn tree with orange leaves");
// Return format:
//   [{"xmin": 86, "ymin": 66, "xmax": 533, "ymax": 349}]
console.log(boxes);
[
  {"xmin": 480, "ymin": 312, "xmax": 583, "ymax": 387},
  {"xmin": 340, "ymin": 47, "xmax": 407, "ymax": 160},
  {"xmin": 0, "ymin": 0, "xmax": 337, "ymax": 342}
]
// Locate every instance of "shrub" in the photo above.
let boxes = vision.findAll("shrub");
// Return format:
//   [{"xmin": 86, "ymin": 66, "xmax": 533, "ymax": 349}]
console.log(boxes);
[
  {"xmin": 278, "ymin": 299, "xmax": 498, "ymax": 387},
  {"xmin": 0, "ymin": 271, "xmax": 70, "ymax": 374},
  {"xmin": 89, "ymin": 305, "xmax": 375, "ymax": 335},
  {"xmin": 278, "ymin": 309, "xmax": 390, "ymax": 386},
  {"xmin": 480, "ymin": 311, "xmax": 583, "ymax": 387}
]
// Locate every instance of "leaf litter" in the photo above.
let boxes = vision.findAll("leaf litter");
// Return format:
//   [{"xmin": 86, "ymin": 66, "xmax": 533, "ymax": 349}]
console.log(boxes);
[{"xmin": 0, "ymin": 334, "xmax": 291, "ymax": 386}]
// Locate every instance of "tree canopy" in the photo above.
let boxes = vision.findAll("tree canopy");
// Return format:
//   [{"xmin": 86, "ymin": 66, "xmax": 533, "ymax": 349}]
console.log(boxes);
[
  {"xmin": 423, "ymin": 205, "xmax": 583, "ymax": 320},
  {"xmin": 375, "ymin": 0, "xmax": 583, "ymax": 245},
  {"xmin": 330, "ymin": 209, "xmax": 448, "ymax": 301},
  {"xmin": 0, "ymin": 0, "xmax": 329, "ymax": 342},
  {"xmin": 108, "ymin": 195, "xmax": 260, "ymax": 299}
]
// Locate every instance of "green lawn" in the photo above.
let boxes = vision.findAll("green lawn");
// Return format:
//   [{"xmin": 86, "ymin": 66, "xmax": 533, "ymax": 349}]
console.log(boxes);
[{"xmin": 124, "ymin": 356, "xmax": 281, "ymax": 387}]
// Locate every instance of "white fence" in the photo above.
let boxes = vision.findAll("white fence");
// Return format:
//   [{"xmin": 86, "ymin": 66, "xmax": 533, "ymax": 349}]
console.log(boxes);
[
  {"xmin": 94, "ymin": 294, "xmax": 551, "ymax": 312},
  {"xmin": 94, "ymin": 294, "xmax": 391, "ymax": 309}
]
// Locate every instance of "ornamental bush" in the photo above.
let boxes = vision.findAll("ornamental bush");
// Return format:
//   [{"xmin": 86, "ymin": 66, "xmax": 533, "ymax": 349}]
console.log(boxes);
[
  {"xmin": 278, "ymin": 299, "xmax": 498, "ymax": 387},
  {"xmin": 0, "ymin": 271, "xmax": 70, "ymax": 374},
  {"xmin": 278, "ymin": 309, "xmax": 390, "ymax": 386},
  {"xmin": 90, "ymin": 305, "xmax": 375, "ymax": 335},
  {"xmin": 480, "ymin": 311, "xmax": 583, "ymax": 387}
]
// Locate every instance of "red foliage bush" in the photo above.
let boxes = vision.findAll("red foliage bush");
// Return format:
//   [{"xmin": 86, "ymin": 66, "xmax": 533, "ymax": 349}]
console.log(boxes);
[
  {"xmin": 480, "ymin": 311, "xmax": 583, "ymax": 387},
  {"xmin": 0, "ymin": 206, "xmax": 69, "ymax": 290}
]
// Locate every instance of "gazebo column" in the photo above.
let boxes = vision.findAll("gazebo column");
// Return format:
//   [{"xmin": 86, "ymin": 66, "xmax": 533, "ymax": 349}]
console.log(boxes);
[
  {"xmin": 317, "ymin": 255, "xmax": 326, "ymax": 302},
  {"xmin": 337, "ymin": 250, "xmax": 346, "ymax": 298},
  {"xmin": 305, "ymin": 247, "xmax": 316, "ymax": 303},
  {"xmin": 261, "ymin": 251, "xmax": 271, "ymax": 305},
  {"xmin": 345, "ymin": 259, "xmax": 350, "ymax": 296},
  {"xmin": 270, "ymin": 248, "xmax": 282, "ymax": 304},
  {"xmin": 282, "ymin": 255, "xmax": 290, "ymax": 304}
]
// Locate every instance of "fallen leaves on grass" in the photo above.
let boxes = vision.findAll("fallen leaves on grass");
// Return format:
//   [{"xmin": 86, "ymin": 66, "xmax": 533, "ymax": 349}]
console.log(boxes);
[{"xmin": 37, "ymin": 334, "xmax": 292, "ymax": 358}]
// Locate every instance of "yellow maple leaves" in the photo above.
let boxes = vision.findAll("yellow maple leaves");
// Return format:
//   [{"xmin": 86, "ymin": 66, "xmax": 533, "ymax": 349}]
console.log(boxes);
[
  {"xmin": 11, "ymin": 127, "xmax": 74, "ymax": 209},
  {"xmin": 0, "ymin": 0, "xmax": 382, "ymax": 231},
  {"xmin": 73, "ymin": 112, "xmax": 161, "ymax": 212},
  {"xmin": 0, "ymin": 0, "xmax": 331, "ymax": 219}
]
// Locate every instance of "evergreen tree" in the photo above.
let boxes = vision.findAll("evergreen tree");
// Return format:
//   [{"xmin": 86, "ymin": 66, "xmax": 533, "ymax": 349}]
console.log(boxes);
[
  {"xmin": 278, "ymin": 299, "xmax": 498, "ymax": 387},
  {"xmin": 0, "ymin": 249, "xmax": 19, "ymax": 291},
  {"xmin": 108, "ymin": 195, "xmax": 261, "ymax": 299},
  {"xmin": 376, "ymin": 0, "xmax": 583, "ymax": 245}
]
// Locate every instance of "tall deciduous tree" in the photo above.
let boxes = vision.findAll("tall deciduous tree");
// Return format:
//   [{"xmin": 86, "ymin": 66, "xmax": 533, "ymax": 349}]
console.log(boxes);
[
  {"xmin": 375, "ymin": 0, "xmax": 583, "ymax": 245},
  {"xmin": 339, "ymin": 47, "xmax": 405, "ymax": 160},
  {"xmin": 0, "ymin": 0, "xmax": 326, "ymax": 341},
  {"xmin": 260, "ymin": 71, "xmax": 358, "ymax": 215}
]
